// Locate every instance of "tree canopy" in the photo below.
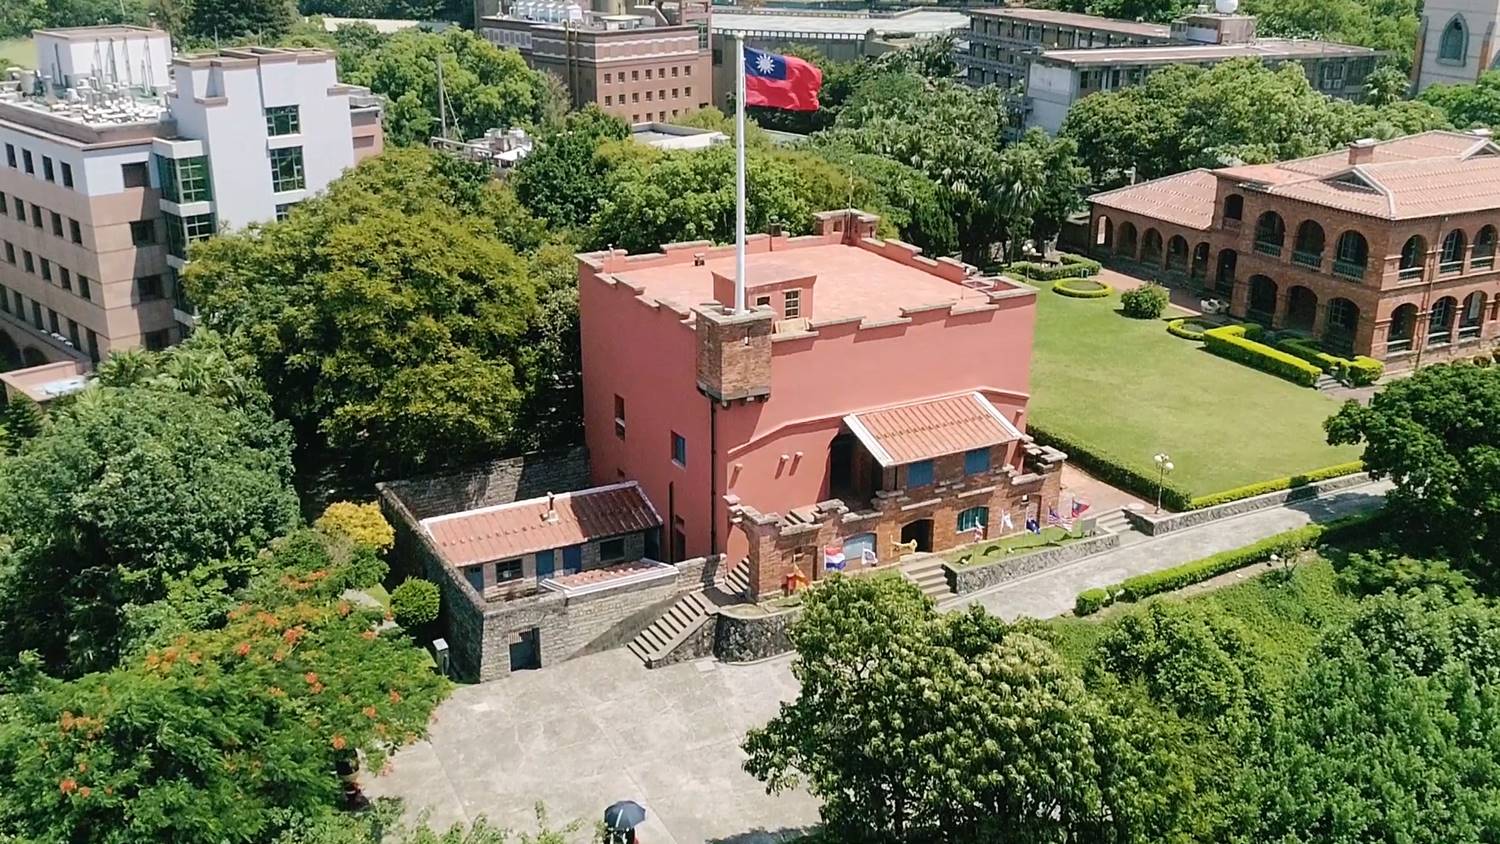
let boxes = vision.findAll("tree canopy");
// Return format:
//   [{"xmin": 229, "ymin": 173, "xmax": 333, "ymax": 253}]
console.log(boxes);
[
  {"xmin": 1325, "ymin": 362, "xmax": 1500, "ymax": 570},
  {"xmin": 1419, "ymin": 70, "xmax": 1500, "ymax": 130}
]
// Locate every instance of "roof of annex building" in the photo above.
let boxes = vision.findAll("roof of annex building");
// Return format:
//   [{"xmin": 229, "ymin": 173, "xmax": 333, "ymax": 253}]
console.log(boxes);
[
  {"xmin": 420, "ymin": 481, "xmax": 661, "ymax": 568},
  {"xmin": 710, "ymin": 8, "xmax": 968, "ymax": 36},
  {"xmin": 1038, "ymin": 37, "xmax": 1376, "ymax": 65},
  {"xmin": 606, "ymin": 240, "xmax": 1000, "ymax": 326},
  {"xmin": 968, "ymin": 7, "xmax": 1169, "ymax": 38},
  {"xmin": 1091, "ymin": 131, "xmax": 1500, "ymax": 223},
  {"xmin": 843, "ymin": 391, "xmax": 1024, "ymax": 467}
]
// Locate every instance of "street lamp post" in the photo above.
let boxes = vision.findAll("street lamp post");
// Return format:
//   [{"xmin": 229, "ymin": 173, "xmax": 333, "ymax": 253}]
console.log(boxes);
[{"xmin": 1153, "ymin": 452, "xmax": 1174, "ymax": 514}]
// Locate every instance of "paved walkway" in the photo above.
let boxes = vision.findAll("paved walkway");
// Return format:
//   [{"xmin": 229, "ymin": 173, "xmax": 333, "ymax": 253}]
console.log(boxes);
[{"xmin": 365, "ymin": 482, "xmax": 1389, "ymax": 843}]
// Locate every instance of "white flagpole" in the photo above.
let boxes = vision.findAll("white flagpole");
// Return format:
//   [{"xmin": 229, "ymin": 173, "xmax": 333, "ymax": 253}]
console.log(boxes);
[{"xmin": 734, "ymin": 39, "xmax": 747, "ymax": 314}]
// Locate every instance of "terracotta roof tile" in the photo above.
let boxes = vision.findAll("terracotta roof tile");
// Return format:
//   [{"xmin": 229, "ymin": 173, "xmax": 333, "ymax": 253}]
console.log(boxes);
[
  {"xmin": 1090, "ymin": 170, "xmax": 1219, "ymax": 230},
  {"xmin": 422, "ymin": 482, "xmax": 661, "ymax": 568},
  {"xmin": 844, "ymin": 391, "xmax": 1023, "ymax": 467}
]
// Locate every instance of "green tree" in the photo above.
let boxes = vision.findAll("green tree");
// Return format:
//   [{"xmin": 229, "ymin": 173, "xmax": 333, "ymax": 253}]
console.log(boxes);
[
  {"xmin": 0, "ymin": 335, "xmax": 299, "ymax": 676},
  {"xmin": 182, "ymin": 0, "xmax": 296, "ymax": 41},
  {"xmin": 743, "ymin": 576, "xmax": 1186, "ymax": 843},
  {"xmin": 1325, "ymin": 362, "xmax": 1499, "ymax": 568},
  {"xmin": 185, "ymin": 148, "xmax": 569, "ymax": 483},
  {"xmin": 0, "ymin": 525, "xmax": 449, "ymax": 844},
  {"xmin": 1238, "ymin": 594, "xmax": 1500, "ymax": 843},
  {"xmin": 1244, "ymin": 0, "xmax": 1420, "ymax": 70},
  {"xmin": 1420, "ymin": 70, "xmax": 1500, "ymax": 129},
  {"xmin": 1364, "ymin": 62, "xmax": 1412, "ymax": 107},
  {"xmin": 338, "ymin": 28, "xmax": 559, "ymax": 147},
  {"xmin": 512, "ymin": 106, "xmax": 630, "ymax": 229}
]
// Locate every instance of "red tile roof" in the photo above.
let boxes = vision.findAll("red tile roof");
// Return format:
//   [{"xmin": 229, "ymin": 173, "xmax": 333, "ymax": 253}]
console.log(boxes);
[
  {"xmin": 421, "ymin": 482, "xmax": 661, "ymax": 568},
  {"xmin": 843, "ymin": 391, "xmax": 1023, "ymax": 467},
  {"xmin": 1090, "ymin": 170, "xmax": 1219, "ymax": 230}
]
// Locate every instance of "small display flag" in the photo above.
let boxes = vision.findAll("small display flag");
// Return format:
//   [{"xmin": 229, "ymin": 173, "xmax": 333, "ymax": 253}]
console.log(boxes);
[
  {"xmin": 1047, "ymin": 507, "xmax": 1062, "ymax": 526},
  {"xmin": 743, "ymin": 47, "xmax": 823, "ymax": 112},
  {"xmin": 1071, "ymin": 498, "xmax": 1091, "ymax": 518}
]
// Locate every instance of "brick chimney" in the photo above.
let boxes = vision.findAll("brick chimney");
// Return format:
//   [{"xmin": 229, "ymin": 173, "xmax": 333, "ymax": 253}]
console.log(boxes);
[
  {"xmin": 1348, "ymin": 138, "xmax": 1377, "ymax": 165},
  {"xmin": 694, "ymin": 304, "xmax": 773, "ymax": 403}
]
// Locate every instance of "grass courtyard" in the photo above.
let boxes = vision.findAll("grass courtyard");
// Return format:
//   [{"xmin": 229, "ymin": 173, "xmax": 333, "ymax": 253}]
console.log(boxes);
[
  {"xmin": 1027, "ymin": 282, "xmax": 1362, "ymax": 497},
  {"xmin": 0, "ymin": 38, "xmax": 33, "ymax": 70}
]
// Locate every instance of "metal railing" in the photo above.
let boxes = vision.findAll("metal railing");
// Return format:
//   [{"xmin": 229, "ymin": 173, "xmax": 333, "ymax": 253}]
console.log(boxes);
[
  {"xmin": 1332, "ymin": 259, "xmax": 1366, "ymax": 280},
  {"xmin": 1291, "ymin": 250, "xmax": 1321, "ymax": 269},
  {"xmin": 1471, "ymin": 254, "xmax": 1495, "ymax": 270},
  {"xmin": 1253, "ymin": 240, "xmax": 1282, "ymax": 257},
  {"xmin": 1386, "ymin": 336, "xmax": 1413, "ymax": 353},
  {"xmin": 1398, "ymin": 265, "xmax": 1424, "ymax": 281},
  {"xmin": 1440, "ymin": 259, "xmax": 1464, "ymax": 275}
]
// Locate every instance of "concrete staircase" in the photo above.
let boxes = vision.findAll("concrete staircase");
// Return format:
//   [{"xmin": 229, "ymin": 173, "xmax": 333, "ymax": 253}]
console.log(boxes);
[
  {"xmin": 1314, "ymin": 373, "xmax": 1341, "ymax": 391},
  {"xmin": 627, "ymin": 560, "xmax": 751, "ymax": 668},
  {"xmin": 901, "ymin": 555, "xmax": 954, "ymax": 602},
  {"xmin": 1095, "ymin": 507, "xmax": 1134, "ymax": 535}
]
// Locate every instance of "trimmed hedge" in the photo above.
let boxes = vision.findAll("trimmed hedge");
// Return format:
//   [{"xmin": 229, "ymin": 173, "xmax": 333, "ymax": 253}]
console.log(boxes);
[
  {"xmin": 1005, "ymin": 252, "xmax": 1102, "ymax": 281},
  {"xmin": 391, "ymin": 578, "xmax": 441, "ymax": 628},
  {"xmin": 1203, "ymin": 324, "xmax": 1322, "ymax": 387},
  {"xmin": 1027, "ymin": 425, "xmax": 1193, "ymax": 511},
  {"xmin": 1075, "ymin": 588, "xmax": 1113, "ymax": 616},
  {"xmin": 1166, "ymin": 318, "xmax": 1207, "ymax": 341},
  {"xmin": 1277, "ymin": 338, "xmax": 1384, "ymax": 386},
  {"xmin": 1074, "ymin": 511, "xmax": 1382, "ymax": 614},
  {"xmin": 1053, "ymin": 278, "xmax": 1113, "ymax": 299},
  {"xmin": 1185, "ymin": 461, "xmax": 1364, "ymax": 509}
]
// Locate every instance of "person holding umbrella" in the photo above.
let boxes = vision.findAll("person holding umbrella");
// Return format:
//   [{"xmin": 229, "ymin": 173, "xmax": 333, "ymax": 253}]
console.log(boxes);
[{"xmin": 604, "ymin": 800, "xmax": 646, "ymax": 843}]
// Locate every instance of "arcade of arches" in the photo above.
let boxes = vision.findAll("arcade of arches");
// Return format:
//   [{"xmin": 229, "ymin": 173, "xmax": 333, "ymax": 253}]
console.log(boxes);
[{"xmin": 1089, "ymin": 210, "xmax": 1500, "ymax": 364}]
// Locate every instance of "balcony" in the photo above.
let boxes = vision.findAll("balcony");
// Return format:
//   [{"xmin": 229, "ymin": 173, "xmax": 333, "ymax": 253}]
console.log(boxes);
[
  {"xmin": 1253, "ymin": 240, "xmax": 1282, "ymax": 257},
  {"xmin": 1387, "ymin": 336, "xmax": 1413, "ymax": 353},
  {"xmin": 1332, "ymin": 259, "xmax": 1366, "ymax": 280},
  {"xmin": 1472, "ymin": 255, "xmax": 1495, "ymax": 271},
  {"xmin": 1398, "ymin": 265, "xmax": 1424, "ymax": 281},
  {"xmin": 1291, "ymin": 250, "xmax": 1321, "ymax": 270},
  {"xmin": 1439, "ymin": 260, "xmax": 1463, "ymax": 275},
  {"xmin": 1223, "ymin": 217, "xmax": 1241, "ymax": 230}
]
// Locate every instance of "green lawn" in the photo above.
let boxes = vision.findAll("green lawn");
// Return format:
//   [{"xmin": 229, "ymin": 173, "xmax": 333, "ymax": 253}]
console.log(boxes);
[
  {"xmin": 946, "ymin": 526, "xmax": 1077, "ymax": 566},
  {"xmin": 0, "ymin": 38, "xmax": 33, "ymax": 70},
  {"xmin": 1027, "ymin": 284, "xmax": 1362, "ymax": 496}
]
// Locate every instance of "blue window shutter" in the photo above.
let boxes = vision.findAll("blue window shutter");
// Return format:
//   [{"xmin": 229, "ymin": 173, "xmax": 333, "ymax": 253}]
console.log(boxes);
[
  {"xmin": 906, "ymin": 460, "xmax": 934, "ymax": 488},
  {"xmin": 964, "ymin": 448, "xmax": 991, "ymax": 475},
  {"xmin": 464, "ymin": 567, "xmax": 484, "ymax": 592}
]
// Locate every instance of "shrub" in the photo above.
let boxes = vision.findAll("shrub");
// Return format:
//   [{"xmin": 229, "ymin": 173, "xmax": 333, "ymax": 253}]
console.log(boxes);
[
  {"xmin": 1075, "ymin": 588, "xmax": 1113, "ymax": 616},
  {"xmin": 1203, "ymin": 324, "xmax": 1322, "ymax": 387},
  {"xmin": 1120, "ymin": 283, "xmax": 1170, "ymax": 319},
  {"xmin": 391, "ymin": 578, "xmax": 441, "ymax": 628},
  {"xmin": 1345, "ymin": 356, "xmax": 1384, "ymax": 385},
  {"xmin": 1028, "ymin": 425, "xmax": 1193, "ymax": 511},
  {"xmin": 1057, "ymin": 252, "xmax": 1102, "ymax": 275},
  {"xmin": 1166, "ymin": 318, "xmax": 1207, "ymax": 341},
  {"xmin": 1186, "ymin": 461, "xmax": 1364, "ymax": 509},
  {"xmin": 1005, "ymin": 253, "xmax": 1101, "ymax": 280},
  {"xmin": 1053, "ymin": 278, "xmax": 1113, "ymax": 299},
  {"xmin": 316, "ymin": 502, "xmax": 396, "ymax": 553},
  {"xmin": 1275, "ymin": 339, "xmax": 1384, "ymax": 386}
]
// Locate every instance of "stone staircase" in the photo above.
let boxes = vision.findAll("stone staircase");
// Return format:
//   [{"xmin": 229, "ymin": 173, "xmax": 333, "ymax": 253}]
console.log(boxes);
[
  {"xmin": 1095, "ymin": 507, "xmax": 1134, "ymax": 535},
  {"xmin": 901, "ymin": 555, "xmax": 954, "ymax": 602},
  {"xmin": 626, "ymin": 560, "xmax": 751, "ymax": 668},
  {"xmin": 1314, "ymin": 373, "xmax": 1341, "ymax": 391}
]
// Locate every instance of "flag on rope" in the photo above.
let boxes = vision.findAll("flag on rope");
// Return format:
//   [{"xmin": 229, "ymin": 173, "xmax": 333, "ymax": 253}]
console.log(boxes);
[{"xmin": 743, "ymin": 47, "xmax": 823, "ymax": 112}]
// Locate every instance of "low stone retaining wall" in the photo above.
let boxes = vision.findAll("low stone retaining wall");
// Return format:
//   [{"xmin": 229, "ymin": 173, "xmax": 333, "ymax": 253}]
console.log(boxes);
[
  {"xmin": 716, "ymin": 604, "xmax": 802, "ymax": 663},
  {"xmin": 652, "ymin": 612, "xmax": 720, "ymax": 668},
  {"xmin": 1123, "ymin": 473, "xmax": 1372, "ymax": 536},
  {"xmin": 942, "ymin": 531, "xmax": 1121, "ymax": 596}
]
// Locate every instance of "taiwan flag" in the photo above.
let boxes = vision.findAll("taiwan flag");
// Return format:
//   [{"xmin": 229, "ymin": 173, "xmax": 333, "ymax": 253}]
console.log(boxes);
[{"xmin": 743, "ymin": 46, "xmax": 823, "ymax": 112}]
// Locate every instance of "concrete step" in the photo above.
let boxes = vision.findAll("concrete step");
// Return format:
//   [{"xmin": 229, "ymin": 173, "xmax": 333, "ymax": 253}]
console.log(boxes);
[
  {"xmin": 627, "ymin": 588, "xmax": 716, "ymax": 668},
  {"xmin": 1314, "ymin": 374, "xmax": 1341, "ymax": 391}
]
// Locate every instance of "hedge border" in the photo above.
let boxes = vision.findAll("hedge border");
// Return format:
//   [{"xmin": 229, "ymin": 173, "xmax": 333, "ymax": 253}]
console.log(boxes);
[
  {"xmin": 1026, "ymin": 425, "xmax": 1194, "ymax": 512},
  {"xmin": 1185, "ymin": 461, "xmax": 1364, "ymax": 509},
  {"xmin": 1277, "ymin": 337, "xmax": 1384, "ymax": 386},
  {"xmin": 1073, "ymin": 510, "xmax": 1382, "ymax": 615},
  {"xmin": 1053, "ymin": 278, "xmax": 1113, "ymax": 299},
  {"xmin": 1005, "ymin": 253, "xmax": 1102, "ymax": 281},
  {"xmin": 1203, "ymin": 324, "xmax": 1322, "ymax": 387},
  {"xmin": 1166, "ymin": 317, "xmax": 1207, "ymax": 341}
]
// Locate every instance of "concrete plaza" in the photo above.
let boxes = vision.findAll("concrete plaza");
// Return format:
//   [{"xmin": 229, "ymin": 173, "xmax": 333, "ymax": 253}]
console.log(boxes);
[{"xmin": 366, "ymin": 482, "xmax": 1389, "ymax": 842}]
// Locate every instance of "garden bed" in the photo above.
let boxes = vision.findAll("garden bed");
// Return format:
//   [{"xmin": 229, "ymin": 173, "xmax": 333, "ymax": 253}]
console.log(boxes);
[{"xmin": 1052, "ymin": 278, "xmax": 1112, "ymax": 299}]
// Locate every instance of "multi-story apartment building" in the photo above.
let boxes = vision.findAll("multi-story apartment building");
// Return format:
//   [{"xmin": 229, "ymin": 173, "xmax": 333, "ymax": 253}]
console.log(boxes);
[
  {"xmin": 477, "ymin": 0, "xmax": 712, "ymax": 125},
  {"xmin": 963, "ymin": 7, "xmax": 1170, "ymax": 91},
  {"xmin": 963, "ymin": 3, "xmax": 1380, "ymax": 134},
  {"xmin": 1087, "ymin": 130, "xmax": 1500, "ymax": 366},
  {"xmin": 0, "ymin": 26, "xmax": 382, "ymax": 369},
  {"xmin": 1414, "ymin": 0, "xmax": 1500, "ymax": 91},
  {"xmin": 578, "ymin": 209, "xmax": 1066, "ymax": 599}
]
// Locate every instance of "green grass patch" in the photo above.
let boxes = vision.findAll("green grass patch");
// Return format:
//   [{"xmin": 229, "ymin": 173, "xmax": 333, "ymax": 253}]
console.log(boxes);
[
  {"xmin": 946, "ymin": 526, "xmax": 1077, "ymax": 567},
  {"xmin": 0, "ymin": 38, "xmax": 33, "ymax": 69},
  {"xmin": 1028, "ymin": 286, "xmax": 1361, "ymax": 497}
]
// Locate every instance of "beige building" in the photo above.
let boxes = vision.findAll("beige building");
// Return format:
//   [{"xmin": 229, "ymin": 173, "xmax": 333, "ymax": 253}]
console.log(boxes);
[
  {"xmin": 477, "ymin": 0, "xmax": 712, "ymax": 125},
  {"xmin": 0, "ymin": 26, "xmax": 381, "ymax": 371}
]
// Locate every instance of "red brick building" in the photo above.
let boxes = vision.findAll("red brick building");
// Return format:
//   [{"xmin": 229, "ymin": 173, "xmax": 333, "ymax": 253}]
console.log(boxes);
[
  {"xmin": 578, "ymin": 210, "xmax": 1065, "ymax": 599},
  {"xmin": 1088, "ymin": 130, "xmax": 1500, "ymax": 366}
]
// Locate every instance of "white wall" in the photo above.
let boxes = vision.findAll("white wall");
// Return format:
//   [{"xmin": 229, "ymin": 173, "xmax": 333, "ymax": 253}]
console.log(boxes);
[
  {"xmin": 34, "ymin": 30, "xmax": 172, "ymax": 91},
  {"xmin": 1417, "ymin": 0, "xmax": 1500, "ymax": 91},
  {"xmin": 1023, "ymin": 64, "xmax": 1079, "ymax": 134}
]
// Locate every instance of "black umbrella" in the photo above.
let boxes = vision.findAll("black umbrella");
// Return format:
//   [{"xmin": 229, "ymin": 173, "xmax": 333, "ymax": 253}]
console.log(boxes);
[{"xmin": 604, "ymin": 800, "xmax": 647, "ymax": 832}]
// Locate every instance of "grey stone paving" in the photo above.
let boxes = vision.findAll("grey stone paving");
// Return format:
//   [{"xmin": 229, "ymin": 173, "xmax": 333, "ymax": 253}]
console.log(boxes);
[{"xmin": 366, "ymin": 482, "xmax": 1390, "ymax": 843}]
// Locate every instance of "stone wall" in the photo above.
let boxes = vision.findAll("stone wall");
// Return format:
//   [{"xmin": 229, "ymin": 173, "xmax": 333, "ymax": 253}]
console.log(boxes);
[
  {"xmin": 716, "ymin": 604, "xmax": 802, "ymax": 663},
  {"xmin": 379, "ymin": 447, "xmax": 589, "ymax": 521},
  {"xmin": 650, "ymin": 612, "xmax": 719, "ymax": 668},
  {"xmin": 1124, "ymin": 472, "xmax": 1373, "ymax": 536},
  {"xmin": 942, "ymin": 531, "xmax": 1121, "ymax": 595}
]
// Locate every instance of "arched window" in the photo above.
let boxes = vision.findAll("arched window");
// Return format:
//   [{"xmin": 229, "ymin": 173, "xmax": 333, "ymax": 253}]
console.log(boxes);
[
  {"xmin": 1460, "ymin": 292, "xmax": 1486, "ymax": 339},
  {"xmin": 1429, "ymin": 296, "xmax": 1458, "ymax": 344},
  {"xmin": 1473, "ymin": 226, "xmax": 1496, "ymax": 269},
  {"xmin": 1166, "ymin": 235, "xmax": 1189, "ymax": 271},
  {"xmin": 1293, "ymin": 220, "xmax": 1325, "ymax": 267},
  {"xmin": 1254, "ymin": 212, "xmax": 1285, "ymax": 256},
  {"xmin": 1440, "ymin": 229, "xmax": 1467, "ymax": 274},
  {"xmin": 1440, "ymin": 15, "xmax": 1469, "ymax": 62},
  {"xmin": 1223, "ymin": 194, "xmax": 1244, "ymax": 221},
  {"xmin": 1333, "ymin": 231, "xmax": 1368, "ymax": 279},
  {"xmin": 1388, "ymin": 303, "xmax": 1418, "ymax": 352},
  {"xmin": 1326, "ymin": 298, "xmax": 1360, "ymax": 354},
  {"xmin": 1141, "ymin": 229, "xmax": 1164, "ymax": 263},
  {"xmin": 1399, "ymin": 235, "xmax": 1427, "ymax": 280},
  {"xmin": 957, "ymin": 506, "xmax": 990, "ymax": 534}
]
